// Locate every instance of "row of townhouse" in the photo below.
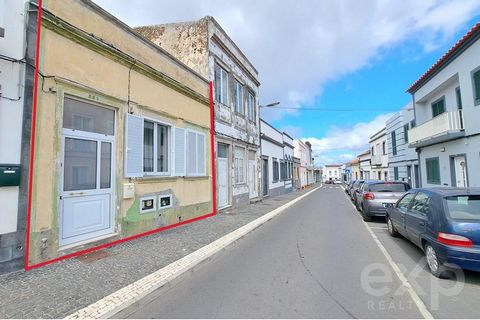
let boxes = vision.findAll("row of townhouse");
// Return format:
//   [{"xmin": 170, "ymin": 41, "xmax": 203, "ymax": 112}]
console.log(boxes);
[
  {"xmin": 0, "ymin": 0, "xmax": 316, "ymax": 273},
  {"xmin": 347, "ymin": 22, "xmax": 480, "ymax": 190}
]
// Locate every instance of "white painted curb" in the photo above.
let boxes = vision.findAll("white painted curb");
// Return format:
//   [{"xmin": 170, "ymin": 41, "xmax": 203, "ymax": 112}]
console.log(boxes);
[{"xmin": 65, "ymin": 187, "xmax": 320, "ymax": 319}]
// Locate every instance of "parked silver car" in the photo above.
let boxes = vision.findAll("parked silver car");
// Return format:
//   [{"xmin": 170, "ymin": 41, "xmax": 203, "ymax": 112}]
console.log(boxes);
[
  {"xmin": 350, "ymin": 180, "xmax": 364, "ymax": 201},
  {"xmin": 357, "ymin": 181, "xmax": 411, "ymax": 221}
]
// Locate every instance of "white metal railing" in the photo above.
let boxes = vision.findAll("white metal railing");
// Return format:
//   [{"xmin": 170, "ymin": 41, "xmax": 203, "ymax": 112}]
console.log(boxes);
[
  {"xmin": 370, "ymin": 154, "xmax": 382, "ymax": 165},
  {"xmin": 408, "ymin": 110, "xmax": 463, "ymax": 144}
]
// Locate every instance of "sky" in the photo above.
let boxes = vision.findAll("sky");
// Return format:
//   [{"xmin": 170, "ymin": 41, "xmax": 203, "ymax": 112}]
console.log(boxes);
[{"xmin": 93, "ymin": 0, "xmax": 480, "ymax": 166}]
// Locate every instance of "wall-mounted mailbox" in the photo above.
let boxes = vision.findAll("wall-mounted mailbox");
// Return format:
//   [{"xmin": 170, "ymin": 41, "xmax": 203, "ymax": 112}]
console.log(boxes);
[{"xmin": 0, "ymin": 165, "xmax": 21, "ymax": 187}]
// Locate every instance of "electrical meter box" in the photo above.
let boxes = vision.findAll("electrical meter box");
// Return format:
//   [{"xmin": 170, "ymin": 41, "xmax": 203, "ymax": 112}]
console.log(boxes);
[{"xmin": 0, "ymin": 164, "xmax": 21, "ymax": 187}]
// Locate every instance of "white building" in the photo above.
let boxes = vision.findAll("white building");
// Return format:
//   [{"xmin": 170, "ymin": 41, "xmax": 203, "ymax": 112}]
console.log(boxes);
[
  {"xmin": 386, "ymin": 103, "xmax": 420, "ymax": 187},
  {"xmin": 369, "ymin": 128, "xmax": 388, "ymax": 181},
  {"xmin": 358, "ymin": 150, "xmax": 372, "ymax": 180},
  {"xmin": 293, "ymin": 140, "xmax": 313, "ymax": 188},
  {"xmin": 0, "ymin": 0, "xmax": 28, "ymax": 272},
  {"xmin": 323, "ymin": 164, "xmax": 343, "ymax": 182},
  {"xmin": 260, "ymin": 120, "xmax": 293, "ymax": 197},
  {"xmin": 283, "ymin": 132, "xmax": 294, "ymax": 192},
  {"xmin": 407, "ymin": 22, "xmax": 480, "ymax": 188}
]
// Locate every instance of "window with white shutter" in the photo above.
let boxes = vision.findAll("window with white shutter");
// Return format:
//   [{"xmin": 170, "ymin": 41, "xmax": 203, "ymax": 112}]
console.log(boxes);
[
  {"xmin": 174, "ymin": 127, "xmax": 186, "ymax": 176},
  {"xmin": 186, "ymin": 129, "xmax": 206, "ymax": 176},
  {"xmin": 125, "ymin": 113, "xmax": 144, "ymax": 177},
  {"xmin": 234, "ymin": 147, "xmax": 245, "ymax": 184}
]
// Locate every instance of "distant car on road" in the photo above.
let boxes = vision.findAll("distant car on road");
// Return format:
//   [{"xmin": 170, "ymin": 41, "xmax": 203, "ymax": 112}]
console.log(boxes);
[
  {"xmin": 334, "ymin": 179, "xmax": 342, "ymax": 184},
  {"xmin": 357, "ymin": 181, "xmax": 410, "ymax": 221},
  {"xmin": 386, "ymin": 188, "xmax": 480, "ymax": 278}
]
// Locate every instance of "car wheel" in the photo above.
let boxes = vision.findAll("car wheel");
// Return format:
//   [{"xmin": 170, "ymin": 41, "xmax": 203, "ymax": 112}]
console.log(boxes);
[
  {"xmin": 386, "ymin": 216, "xmax": 398, "ymax": 237},
  {"xmin": 424, "ymin": 243, "xmax": 452, "ymax": 279}
]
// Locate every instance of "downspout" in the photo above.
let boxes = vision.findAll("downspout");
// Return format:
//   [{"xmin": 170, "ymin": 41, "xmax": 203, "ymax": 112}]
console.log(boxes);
[{"xmin": 24, "ymin": 0, "xmax": 43, "ymax": 271}]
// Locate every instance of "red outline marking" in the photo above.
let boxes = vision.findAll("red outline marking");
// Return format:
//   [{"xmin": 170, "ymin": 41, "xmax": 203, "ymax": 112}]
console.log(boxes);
[
  {"xmin": 24, "ymin": 0, "xmax": 43, "ymax": 271},
  {"xmin": 24, "ymin": 10, "xmax": 217, "ymax": 269}
]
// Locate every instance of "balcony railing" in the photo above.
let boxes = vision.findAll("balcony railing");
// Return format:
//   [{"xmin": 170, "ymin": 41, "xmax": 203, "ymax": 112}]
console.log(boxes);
[
  {"xmin": 408, "ymin": 110, "xmax": 464, "ymax": 148},
  {"xmin": 370, "ymin": 154, "xmax": 382, "ymax": 166}
]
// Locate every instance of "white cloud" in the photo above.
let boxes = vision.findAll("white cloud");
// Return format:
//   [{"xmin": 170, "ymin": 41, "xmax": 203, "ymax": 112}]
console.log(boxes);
[
  {"xmin": 304, "ymin": 112, "xmax": 394, "ymax": 159},
  {"xmin": 92, "ymin": 0, "xmax": 480, "ymax": 121}
]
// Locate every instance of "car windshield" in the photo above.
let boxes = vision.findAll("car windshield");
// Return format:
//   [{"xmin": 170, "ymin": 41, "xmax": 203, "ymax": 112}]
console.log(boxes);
[
  {"xmin": 369, "ymin": 183, "xmax": 407, "ymax": 192},
  {"xmin": 446, "ymin": 195, "xmax": 480, "ymax": 221}
]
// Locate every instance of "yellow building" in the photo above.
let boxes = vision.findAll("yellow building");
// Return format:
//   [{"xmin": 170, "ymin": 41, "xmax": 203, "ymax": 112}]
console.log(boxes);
[{"xmin": 25, "ymin": 0, "xmax": 213, "ymax": 266}]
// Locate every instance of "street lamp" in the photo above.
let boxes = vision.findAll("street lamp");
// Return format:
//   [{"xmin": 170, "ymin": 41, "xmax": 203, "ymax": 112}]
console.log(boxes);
[{"xmin": 259, "ymin": 102, "xmax": 280, "ymax": 108}]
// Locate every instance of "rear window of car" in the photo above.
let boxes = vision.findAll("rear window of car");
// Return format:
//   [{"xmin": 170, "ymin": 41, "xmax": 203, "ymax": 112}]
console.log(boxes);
[
  {"xmin": 446, "ymin": 195, "xmax": 480, "ymax": 221},
  {"xmin": 369, "ymin": 183, "xmax": 408, "ymax": 192}
]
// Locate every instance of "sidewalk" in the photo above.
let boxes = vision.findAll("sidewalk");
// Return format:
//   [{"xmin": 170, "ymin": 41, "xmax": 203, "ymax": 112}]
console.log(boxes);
[{"xmin": 0, "ymin": 185, "xmax": 318, "ymax": 319}]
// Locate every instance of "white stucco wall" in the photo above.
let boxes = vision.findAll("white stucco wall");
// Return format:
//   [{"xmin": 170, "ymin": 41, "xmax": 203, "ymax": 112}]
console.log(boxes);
[{"xmin": 0, "ymin": 0, "xmax": 27, "ymax": 234}]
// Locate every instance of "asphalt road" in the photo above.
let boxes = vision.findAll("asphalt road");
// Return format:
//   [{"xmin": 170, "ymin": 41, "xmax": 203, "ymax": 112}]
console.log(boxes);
[{"xmin": 115, "ymin": 186, "xmax": 479, "ymax": 318}]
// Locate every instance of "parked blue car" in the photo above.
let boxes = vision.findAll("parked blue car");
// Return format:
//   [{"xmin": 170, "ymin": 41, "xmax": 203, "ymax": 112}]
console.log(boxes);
[{"xmin": 386, "ymin": 187, "xmax": 480, "ymax": 278}]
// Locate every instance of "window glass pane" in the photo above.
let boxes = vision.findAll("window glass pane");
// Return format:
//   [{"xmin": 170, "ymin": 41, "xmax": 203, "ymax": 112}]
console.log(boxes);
[
  {"xmin": 64, "ymin": 138, "xmax": 97, "ymax": 191},
  {"xmin": 143, "ymin": 121, "xmax": 154, "ymax": 172},
  {"xmin": 100, "ymin": 142, "xmax": 111, "ymax": 189},
  {"xmin": 370, "ymin": 183, "xmax": 407, "ymax": 192},
  {"xmin": 221, "ymin": 69, "xmax": 228, "ymax": 104},
  {"xmin": 455, "ymin": 87, "xmax": 463, "ymax": 109},
  {"xmin": 214, "ymin": 64, "xmax": 221, "ymax": 102},
  {"xmin": 218, "ymin": 143, "xmax": 228, "ymax": 158},
  {"xmin": 397, "ymin": 193, "xmax": 415, "ymax": 209},
  {"xmin": 474, "ymin": 70, "xmax": 480, "ymax": 101},
  {"xmin": 157, "ymin": 125, "xmax": 169, "ymax": 173},
  {"xmin": 411, "ymin": 192, "xmax": 429, "ymax": 215},
  {"xmin": 63, "ymin": 98, "xmax": 114, "ymax": 135},
  {"xmin": 432, "ymin": 99, "xmax": 445, "ymax": 117},
  {"xmin": 404, "ymin": 124, "xmax": 409, "ymax": 143},
  {"xmin": 446, "ymin": 195, "xmax": 480, "ymax": 221}
]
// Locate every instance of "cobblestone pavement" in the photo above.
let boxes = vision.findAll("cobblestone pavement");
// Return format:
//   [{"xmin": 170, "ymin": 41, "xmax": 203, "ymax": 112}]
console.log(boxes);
[{"xmin": 0, "ymin": 186, "xmax": 318, "ymax": 319}]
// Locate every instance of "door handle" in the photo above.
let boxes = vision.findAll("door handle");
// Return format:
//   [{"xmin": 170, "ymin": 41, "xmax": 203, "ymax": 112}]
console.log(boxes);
[{"xmin": 69, "ymin": 192, "xmax": 86, "ymax": 196}]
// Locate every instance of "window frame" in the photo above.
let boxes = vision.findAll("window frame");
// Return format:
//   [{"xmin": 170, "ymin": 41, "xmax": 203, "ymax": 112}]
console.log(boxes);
[
  {"xmin": 233, "ymin": 78, "xmax": 244, "ymax": 115},
  {"xmin": 455, "ymin": 86, "xmax": 463, "ymax": 110},
  {"xmin": 394, "ymin": 167, "xmax": 399, "ymax": 181},
  {"xmin": 272, "ymin": 158, "xmax": 279, "ymax": 183},
  {"xmin": 234, "ymin": 146, "xmax": 246, "ymax": 185},
  {"xmin": 472, "ymin": 67, "xmax": 480, "ymax": 106},
  {"xmin": 214, "ymin": 63, "xmax": 229, "ymax": 105},
  {"xmin": 247, "ymin": 90, "xmax": 256, "ymax": 122},
  {"xmin": 391, "ymin": 130, "xmax": 397, "ymax": 155},
  {"xmin": 431, "ymin": 96, "xmax": 446, "ymax": 118},
  {"xmin": 143, "ymin": 117, "xmax": 172, "ymax": 177},
  {"xmin": 426, "ymin": 157, "xmax": 441, "ymax": 185}
]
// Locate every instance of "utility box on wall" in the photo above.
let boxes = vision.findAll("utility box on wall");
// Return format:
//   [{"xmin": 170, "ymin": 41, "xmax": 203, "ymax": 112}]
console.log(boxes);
[{"xmin": 0, "ymin": 165, "xmax": 21, "ymax": 187}]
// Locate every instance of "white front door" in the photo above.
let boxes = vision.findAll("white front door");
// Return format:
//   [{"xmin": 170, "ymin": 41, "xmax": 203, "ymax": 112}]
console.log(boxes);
[
  {"xmin": 217, "ymin": 143, "xmax": 229, "ymax": 208},
  {"xmin": 454, "ymin": 156, "xmax": 468, "ymax": 187},
  {"xmin": 248, "ymin": 160, "xmax": 256, "ymax": 199},
  {"xmin": 60, "ymin": 97, "xmax": 115, "ymax": 247}
]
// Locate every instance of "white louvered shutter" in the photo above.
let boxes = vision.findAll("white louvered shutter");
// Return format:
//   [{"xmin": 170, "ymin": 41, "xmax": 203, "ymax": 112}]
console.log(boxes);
[
  {"xmin": 197, "ymin": 133, "xmax": 206, "ymax": 176},
  {"xmin": 174, "ymin": 127, "xmax": 186, "ymax": 176},
  {"xmin": 125, "ymin": 113, "xmax": 144, "ymax": 177},
  {"xmin": 187, "ymin": 131, "xmax": 197, "ymax": 176}
]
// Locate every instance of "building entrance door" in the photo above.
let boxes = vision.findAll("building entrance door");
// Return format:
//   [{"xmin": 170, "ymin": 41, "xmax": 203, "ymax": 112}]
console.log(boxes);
[
  {"xmin": 454, "ymin": 156, "xmax": 468, "ymax": 187},
  {"xmin": 262, "ymin": 158, "xmax": 269, "ymax": 196},
  {"xmin": 217, "ymin": 143, "xmax": 229, "ymax": 208},
  {"xmin": 60, "ymin": 97, "xmax": 115, "ymax": 247}
]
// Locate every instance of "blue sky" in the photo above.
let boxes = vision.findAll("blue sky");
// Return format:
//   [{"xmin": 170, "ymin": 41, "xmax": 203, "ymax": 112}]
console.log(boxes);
[{"xmin": 94, "ymin": 0, "xmax": 480, "ymax": 165}]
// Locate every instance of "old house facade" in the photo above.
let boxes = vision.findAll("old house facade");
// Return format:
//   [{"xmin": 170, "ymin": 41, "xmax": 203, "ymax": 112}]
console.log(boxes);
[
  {"xmin": 293, "ymin": 140, "xmax": 313, "ymax": 188},
  {"xmin": 369, "ymin": 128, "xmax": 388, "ymax": 181},
  {"xmin": 136, "ymin": 17, "xmax": 261, "ymax": 210},
  {"xmin": 23, "ymin": 0, "xmax": 213, "ymax": 267},
  {"xmin": 358, "ymin": 150, "xmax": 372, "ymax": 180}
]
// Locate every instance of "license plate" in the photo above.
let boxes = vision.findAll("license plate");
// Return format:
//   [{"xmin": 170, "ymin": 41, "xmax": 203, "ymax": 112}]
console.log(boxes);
[{"xmin": 383, "ymin": 203, "xmax": 393, "ymax": 208}]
